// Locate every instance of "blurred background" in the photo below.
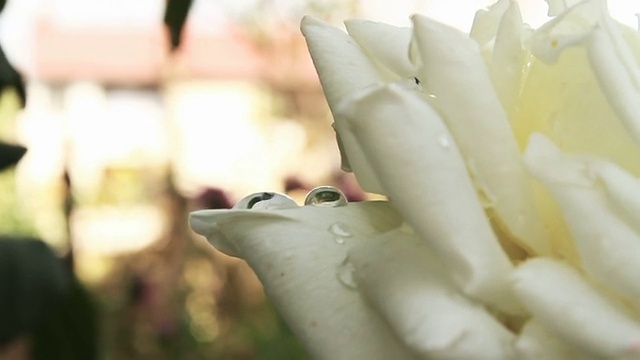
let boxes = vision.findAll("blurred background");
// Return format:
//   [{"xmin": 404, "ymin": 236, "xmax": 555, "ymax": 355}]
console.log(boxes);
[{"xmin": 0, "ymin": 0, "xmax": 637, "ymax": 359}]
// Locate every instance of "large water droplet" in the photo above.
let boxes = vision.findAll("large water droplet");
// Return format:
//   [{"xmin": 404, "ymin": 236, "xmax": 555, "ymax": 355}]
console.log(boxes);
[
  {"xmin": 336, "ymin": 259, "xmax": 357, "ymax": 290},
  {"xmin": 234, "ymin": 192, "xmax": 298, "ymax": 210},
  {"xmin": 304, "ymin": 186, "xmax": 348, "ymax": 207},
  {"xmin": 329, "ymin": 222, "xmax": 352, "ymax": 245}
]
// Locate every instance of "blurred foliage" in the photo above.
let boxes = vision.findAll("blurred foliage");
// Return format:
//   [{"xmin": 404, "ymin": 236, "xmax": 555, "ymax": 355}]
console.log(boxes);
[
  {"xmin": 0, "ymin": 0, "xmax": 318, "ymax": 358},
  {"xmin": 0, "ymin": 45, "xmax": 25, "ymax": 108},
  {"xmin": 0, "ymin": 165, "xmax": 36, "ymax": 237},
  {"xmin": 94, "ymin": 240, "xmax": 307, "ymax": 359},
  {"xmin": 0, "ymin": 238, "xmax": 68, "ymax": 345},
  {"xmin": 30, "ymin": 273, "xmax": 99, "ymax": 360}
]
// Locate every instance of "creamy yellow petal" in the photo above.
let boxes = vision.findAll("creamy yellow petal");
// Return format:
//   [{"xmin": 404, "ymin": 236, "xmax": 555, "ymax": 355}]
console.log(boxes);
[
  {"xmin": 469, "ymin": 0, "xmax": 511, "ymax": 48},
  {"xmin": 524, "ymin": 133, "xmax": 640, "ymax": 303},
  {"xmin": 512, "ymin": 258, "xmax": 640, "ymax": 358},
  {"xmin": 412, "ymin": 14, "xmax": 549, "ymax": 256},
  {"xmin": 528, "ymin": 0, "xmax": 598, "ymax": 64},
  {"xmin": 598, "ymin": 162, "xmax": 640, "ymax": 233},
  {"xmin": 490, "ymin": 1, "xmax": 525, "ymax": 117},
  {"xmin": 337, "ymin": 82, "xmax": 521, "ymax": 314},
  {"xmin": 587, "ymin": 20, "xmax": 640, "ymax": 143},
  {"xmin": 514, "ymin": 319, "xmax": 599, "ymax": 360}
]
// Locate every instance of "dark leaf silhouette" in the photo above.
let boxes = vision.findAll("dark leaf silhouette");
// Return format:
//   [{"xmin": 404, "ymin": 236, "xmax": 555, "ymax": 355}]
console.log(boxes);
[
  {"xmin": 0, "ymin": 45, "xmax": 26, "ymax": 108},
  {"xmin": 0, "ymin": 142, "xmax": 26, "ymax": 172},
  {"xmin": 0, "ymin": 238, "xmax": 69, "ymax": 346},
  {"xmin": 164, "ymin": 0, "xmax": 193, "ymax": 51}
]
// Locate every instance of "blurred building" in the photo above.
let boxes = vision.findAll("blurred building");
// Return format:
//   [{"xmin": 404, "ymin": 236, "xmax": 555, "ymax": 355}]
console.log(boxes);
[{"xmin": 4, "ymin": 0, "xmax": 342, "ymax": 257}]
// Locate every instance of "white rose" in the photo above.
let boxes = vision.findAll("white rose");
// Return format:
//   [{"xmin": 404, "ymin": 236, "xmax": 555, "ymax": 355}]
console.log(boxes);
[{"xmin": 191, "ymin": 0, "xmax": 640, "ymax": 358}]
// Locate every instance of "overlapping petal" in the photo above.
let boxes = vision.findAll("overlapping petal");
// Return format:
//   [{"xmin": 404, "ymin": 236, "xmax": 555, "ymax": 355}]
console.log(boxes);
[
  {"xmin": 348, "ymin": 226, "xmax": 515, "ymax": 359},
  {"xmin": 300, "ymin": 16, "xmax": 386, "ymax": 193},
  {"xmin": 191, "ymin": 200, "xmax": 416, "ymax": 359},
  {"xmin": 511, "ymin": 257, "xmax": 640, "ymax": 358},
  {"xmin": 336, "ymin": 81, "xmax": 521, "ymax": 314},
  {"xmin": 344, "ymin": 20, "xmax": 417, "ymax": 79},
  {"xmin": 524, "ymin": 134, "xmax": 640, "ymax": 304},
  {"xmin": 412, "ymin": 14, "xmax": 549, "ymax": 256}
]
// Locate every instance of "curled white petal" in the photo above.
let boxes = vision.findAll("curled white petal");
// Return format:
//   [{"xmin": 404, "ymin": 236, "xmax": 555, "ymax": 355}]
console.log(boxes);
[
  {"xmin": 300, "ymin": 16, "xmax": 384, "ymax": 113},
  {"xmin": 528, "ymin": 0, "xmax": 599, "ymax": 63},
  {"xmin": 412, "ymin": 14, "xmax": 549, "ymax": 256},
  {"xmin": 349, "ymin": 227, "xmax": 515, "ymax": 359},
  {"xmin": 587, "ymin": 20, "xmax": 640, "ymax": 143},
  {"xmin": 345, "ymin": 19, "xmax": 417, "ymax": 78},
  {"xmin": 337, "ymin": 81, "xmax": 521, "ymax": 314},
  {"xmin": 301, "ymin": 16, "xmax": 385, "ymax": 193},
  {"xmin": 544, "ymin": 0, "xmax": 585, "ymax": 17},
  {"xmin": 190, "ymin": 202, "xmax": 416, "ymax": 359},
  {"xmin": 524, "ymin": 133, "xmax": 640, "ymax": 304},
  {"xmin": 512, "ymin": 257, "xmax": 640, "ymax": 358},
  {"xmin": 469, "ymin": 0, "xmax": 511, "ymax": 48},
  {"xmin": 514, "ymin": 319, "xmax": 599, "ymax": 360},
  {"xmin": 598, "ymin": 162, "xmax": 640, "ymax": 233},
  {"xmin": 490, "ymin": 1, "xmax": 525, "ymax": 116}
]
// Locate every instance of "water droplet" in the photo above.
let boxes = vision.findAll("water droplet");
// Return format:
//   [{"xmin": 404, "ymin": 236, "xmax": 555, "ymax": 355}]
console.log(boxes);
[
  {"xmin": 437, "ymin": 133, "xmax": 451, "ymax": 148},
  {"xmin": 329, "ymin": 222, "xmax": 352, "ymax": 237},
  {"xmin": 234, "ymin": 192, "xmax": 298, "ymax": 210},
  {"xmin": 336, "ymin": 259, "xmax": 357, "ymax": 289},
  {"xmin": 304, "ymin": 186, "xmax": 348, "ymax": 207},
  {"xmin": 330, "ymin": 222, "xmax": 352, "ymax": 245}
]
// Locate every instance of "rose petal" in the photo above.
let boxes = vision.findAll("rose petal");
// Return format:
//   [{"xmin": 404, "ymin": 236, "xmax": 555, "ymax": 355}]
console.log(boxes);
[
  {"xmin": 469, "ymin": 0, "xmax": 511, "ymax": 49},
  {"xmin": 514, "ymin": 319, "xmax": 600, "ymax": 360},
  {"xmin": 412, "ymin": 14, "xmax": 549, "ymax": 256},
  {"xmin": 490, "ymin": 1, "xmax": 525, "ymax": 116},
  {"xmin": 344, "ymin": 19, "xmax": 417, "ymax": 79},
  {"xmin": 348, "ymin": 226, "xmax": 515, "ymax": 359},
  {"xmin": 598, "ymin": 162, "xmax": 640, "ymax": 233},
  {"xmin": 524, "ymin": 133, "xmax": 640, "ymax": 303},
  {"xmin": 587, "ymin": 16, "xmax": 640, "ymax": 143},
  {"xmin": 301, "ymin": 16, "xmax": 386, "ymax": 193},
  {"xmin": 511, "ymin": 257, "xmax": 640, "ymax": 358},
  {"xmin": 190, "ymin": 201, "xmax": 415, "ymax": 359},
  {"xmin": 528, "ymin": 0, "xmax": 599, "ymax": 64},
  {"xmin": 337, "ymin": 81, "xmax": 522, "ymax": 314},
  {"xmin": 544, "ymin": 0, "xmax": 590, "ymax": 17}
]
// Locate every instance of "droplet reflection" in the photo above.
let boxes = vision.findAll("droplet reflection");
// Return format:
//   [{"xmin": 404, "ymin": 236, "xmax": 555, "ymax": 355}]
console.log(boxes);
[
  {"xmin": 304, "ymin": 186, "xmax": 348, "ymax": 207},
  {"xmin": 234, "ymin": 192, "xmax": 298, "ymax": 210}
]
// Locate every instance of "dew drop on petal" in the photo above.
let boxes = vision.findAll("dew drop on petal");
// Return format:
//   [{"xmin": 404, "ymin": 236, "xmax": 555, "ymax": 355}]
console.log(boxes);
[
  {"xmin": 304, "ymin": 186, "xmax": 348, "ymax": 207},
  {"xmin": 329, "ymin": 222, "xmax": 352, "ymax": 237},
  {"xmin": 329, "ymin": 222, "xmax": 352, "ymax": 245},
  {"xmin": 234, "ymin": 192, "xmax": 298, "ymax": 210},
  {"xmin": 336, "ymin": 259, "xmax": 357, "ymax": 290},
  {"xmin": 437, "ymin": 133, "xmax": 451, "ymax": 149}
]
